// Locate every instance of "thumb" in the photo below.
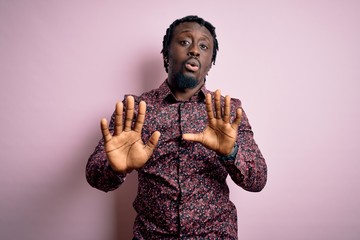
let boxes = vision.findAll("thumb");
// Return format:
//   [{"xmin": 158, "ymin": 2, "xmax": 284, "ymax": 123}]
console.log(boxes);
[
  {"xmin": 144, "ymin": 131, "xmax": 161, "ymax": 156},
  {"xmin": 182, "ymin": 133, "xmax": 203, "ymax": 143}
]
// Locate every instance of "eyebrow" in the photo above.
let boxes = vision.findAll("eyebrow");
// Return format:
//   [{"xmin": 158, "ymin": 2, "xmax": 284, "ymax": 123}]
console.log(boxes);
[{"xmin": 177, "ymin": 30, "xmax": 212, "ymax": 42}]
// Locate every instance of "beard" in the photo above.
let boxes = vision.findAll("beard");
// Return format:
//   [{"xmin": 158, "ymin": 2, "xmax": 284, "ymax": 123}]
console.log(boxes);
[{"xmin": 173, "ymin": 72, "xmax": 200, "ymax": 90}]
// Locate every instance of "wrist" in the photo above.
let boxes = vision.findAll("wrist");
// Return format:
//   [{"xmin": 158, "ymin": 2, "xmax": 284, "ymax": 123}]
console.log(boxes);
[{"xmin": 218, "ymin": 143, "xmax": 239, "ymax": 161}]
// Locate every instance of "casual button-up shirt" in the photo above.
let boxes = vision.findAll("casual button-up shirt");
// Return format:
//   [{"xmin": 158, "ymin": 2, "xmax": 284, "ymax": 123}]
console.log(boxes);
[{"xmin": 86, "ymin": 80, "xmax": 267, "ymax": 239}]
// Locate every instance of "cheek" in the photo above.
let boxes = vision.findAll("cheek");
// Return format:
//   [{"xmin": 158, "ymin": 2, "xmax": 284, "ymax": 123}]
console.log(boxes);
[
  {"xmin": 203, "ymin": 59, "xmax": 213, "ymax": 74},
  {"xmin": 168, "ymin": 58, "xmax": 181, "ymax": 72},
  {"xmin": 202, "ymin": 51, "xmax": 213, "ymax": 65}
]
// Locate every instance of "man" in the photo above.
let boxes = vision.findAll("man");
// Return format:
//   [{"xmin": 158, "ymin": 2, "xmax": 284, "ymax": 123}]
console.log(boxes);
[{"xmin": 86, "ymin": 15, "xmax": 267, "ymax": 239}]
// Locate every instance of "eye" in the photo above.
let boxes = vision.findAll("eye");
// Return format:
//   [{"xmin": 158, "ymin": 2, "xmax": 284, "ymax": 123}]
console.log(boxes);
[
  {"xmin": 179, "ymin": 40, "xmax": 190, "ymax": 46},
  {"xmin": 200, "ymin": 44, "xmax": 209, "ymax": 50}
]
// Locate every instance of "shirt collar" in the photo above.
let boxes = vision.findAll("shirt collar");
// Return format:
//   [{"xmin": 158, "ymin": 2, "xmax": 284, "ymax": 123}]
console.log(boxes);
[{"xmin": 157, "ymin": 79, "xmax": 208, "ymax": 103}]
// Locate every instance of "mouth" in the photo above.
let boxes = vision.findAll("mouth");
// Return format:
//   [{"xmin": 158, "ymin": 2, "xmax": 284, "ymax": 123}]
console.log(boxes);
[{"xmin": 184, "ymin": 58, "xmax": 200, "ymax": 72}]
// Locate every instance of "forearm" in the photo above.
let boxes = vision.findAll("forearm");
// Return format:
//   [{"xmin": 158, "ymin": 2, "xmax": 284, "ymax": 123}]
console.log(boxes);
[
  {"xmin": 220, "ymin": 105, "xmax": 267, "ymax": 192},
  {"xmin": 221, "ymin": 138, "xmax": 267, "ymax": 192}
]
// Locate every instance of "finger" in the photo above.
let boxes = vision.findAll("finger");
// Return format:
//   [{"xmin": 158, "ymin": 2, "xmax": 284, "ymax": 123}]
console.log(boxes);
[
  {"xmin": 231, "ymin": 108, "xmax": 243, "ymax": 129},
  {"xmin": 101, "ymin": 118, "xmax": 112, "ymax": 142},
  {"xmin": 134, "ymin": 101, "xmax": 146, "ymax": 133},
  {"xmin": 214, "ymin": 89, "xmax": 222, "ymax": 119},
  {"xmin": 124, "ymin": 96, "xmax": 135, "ymax": 131},
  {"xmin": 223, "ymin": 95, "xmax": 231, "ymax": 123},
  {"xmin": 205, "ymin": 93, "xmax": 215, "ymax": 120},
  {"xmin": 114, "ymin": 102, "xmax": 123, "ymax": 135},
  {"xmin": 182, "ymin": 133, "xmax": 204, "ymax": 143},
  {"xmin": 144, "ymin": 131, "xmax": 161, "ymax": 156}
]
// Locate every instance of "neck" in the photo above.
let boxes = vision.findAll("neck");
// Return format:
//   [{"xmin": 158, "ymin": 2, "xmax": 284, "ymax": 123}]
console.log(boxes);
[{"xmin": 167, "ymin": 78, "xmax": 204, "ymax": 101}]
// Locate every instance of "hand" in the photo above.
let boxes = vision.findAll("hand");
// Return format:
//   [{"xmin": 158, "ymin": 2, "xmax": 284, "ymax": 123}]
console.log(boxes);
[
  {"xmin": 182, "ymin": 89, "xmax": 242, "ymax": 156},
  {"xmin": 101, "ymin": 96, "xmax": 160, "ymax": 173}
]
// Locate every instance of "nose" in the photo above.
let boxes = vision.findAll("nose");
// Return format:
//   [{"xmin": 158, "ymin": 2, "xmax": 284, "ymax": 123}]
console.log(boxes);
[{"xmin": 187, "ymin": 44, "xmax": 200, "ymax": 58}]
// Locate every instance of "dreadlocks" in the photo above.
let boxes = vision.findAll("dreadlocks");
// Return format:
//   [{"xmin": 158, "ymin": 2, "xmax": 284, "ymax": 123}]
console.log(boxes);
[{"xmin": 161, "ymin": 15, "xmax": 219, "ymax": 73}]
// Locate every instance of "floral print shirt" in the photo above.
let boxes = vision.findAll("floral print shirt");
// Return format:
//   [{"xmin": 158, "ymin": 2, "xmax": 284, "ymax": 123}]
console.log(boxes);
[{"xmin": 86, "ymin": 80, "xmax": 267, "ymax": 239}]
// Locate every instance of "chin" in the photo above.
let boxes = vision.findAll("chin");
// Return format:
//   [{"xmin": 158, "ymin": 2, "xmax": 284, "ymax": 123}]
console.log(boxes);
[{"xmin": 174, "ymin": 72, "xmax": 200, "ymax": 90}]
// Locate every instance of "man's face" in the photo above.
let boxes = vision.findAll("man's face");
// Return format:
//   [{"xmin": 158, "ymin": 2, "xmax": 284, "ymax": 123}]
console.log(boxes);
[{"xmin": 167, "ymin": 22, "xmax": 214, "ymax": 90}]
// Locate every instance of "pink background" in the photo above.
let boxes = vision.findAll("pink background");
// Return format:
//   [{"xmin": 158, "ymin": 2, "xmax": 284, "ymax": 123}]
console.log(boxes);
[{"xmin": 1, "ymin": 1, "xmax": 360, "ymax": 239}]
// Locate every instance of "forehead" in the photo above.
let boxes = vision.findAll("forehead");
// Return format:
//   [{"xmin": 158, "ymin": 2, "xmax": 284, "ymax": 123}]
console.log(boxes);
[{"xmin": 172, "ymin": 22, "xmax": 213, "ymax": 40}]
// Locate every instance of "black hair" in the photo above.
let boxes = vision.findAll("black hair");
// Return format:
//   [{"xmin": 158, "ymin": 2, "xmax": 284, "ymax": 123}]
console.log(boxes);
[{"xmin": 161, "ymin": 15, "xmax": 219, "ymax": 73}]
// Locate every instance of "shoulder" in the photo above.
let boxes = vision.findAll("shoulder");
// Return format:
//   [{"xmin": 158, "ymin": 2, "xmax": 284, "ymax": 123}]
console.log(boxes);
[
  {"xmin": 122, "ymin": 87, "xmax": 162, "ymax": 105},
  {"xmin": 205, "ymin": 88, "xmax": 243, "ymax": 108},
  {"xmin": 127, "ymin": 81, "xmax": 169, "ymax": 105}
]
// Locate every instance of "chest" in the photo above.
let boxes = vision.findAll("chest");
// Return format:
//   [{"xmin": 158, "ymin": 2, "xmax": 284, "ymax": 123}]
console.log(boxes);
[{"xmin": 142, "ymin": 101, "xmax": 207, "ymax": 141}]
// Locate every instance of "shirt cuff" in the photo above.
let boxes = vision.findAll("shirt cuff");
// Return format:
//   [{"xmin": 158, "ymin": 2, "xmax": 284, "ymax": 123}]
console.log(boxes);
[{"xmin": 218, "ymin": 143, "xmax": 239, "ymax": 161}]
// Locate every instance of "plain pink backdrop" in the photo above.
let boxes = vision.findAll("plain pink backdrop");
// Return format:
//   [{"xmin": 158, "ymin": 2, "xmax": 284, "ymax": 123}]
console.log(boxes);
[{"xmin": 1, "ymin": 1, "xmax": 359, "ymax": 239}]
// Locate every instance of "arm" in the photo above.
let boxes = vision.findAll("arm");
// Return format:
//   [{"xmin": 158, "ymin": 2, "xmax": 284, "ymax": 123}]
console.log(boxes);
[
  {"xmin": 220, "ymin": 102, "xmax": 267, "ymax": 192},
  {"xmin": 86, "ymin": 96, "xmax": 160, "ymax": 192},
  {"xmin": 182, "ymin": 89, "xmax": 267, "ymax": 192}
]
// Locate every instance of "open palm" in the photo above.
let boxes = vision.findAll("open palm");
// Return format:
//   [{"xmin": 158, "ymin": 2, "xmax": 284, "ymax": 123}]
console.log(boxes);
[
  {"xmin": 183, "ymin": 90, "xmax": 242, "ymax": 156},
  {"xmin": 101, "ymin": 96, "xmax": 160, "ymax": 173}
]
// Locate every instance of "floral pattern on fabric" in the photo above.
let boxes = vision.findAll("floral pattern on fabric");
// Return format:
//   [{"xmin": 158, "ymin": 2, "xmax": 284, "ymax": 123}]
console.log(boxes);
[{"xmin": 86, "ymin": 80, "xmax": 267, "ymax": 239}]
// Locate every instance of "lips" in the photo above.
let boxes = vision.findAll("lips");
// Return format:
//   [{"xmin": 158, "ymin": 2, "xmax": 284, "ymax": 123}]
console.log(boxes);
[{"xmin": 184, "ymin": 58, "xmax": 200, "ymax": 72}]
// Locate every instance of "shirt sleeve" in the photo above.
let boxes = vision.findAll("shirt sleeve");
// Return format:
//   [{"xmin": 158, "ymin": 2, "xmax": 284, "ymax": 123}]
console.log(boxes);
[
  {"xmin": 85, "ymin": 111, "xmax": 127, "ymax": 192},
  {"xmin": 220, "ymin": 99, "xmax": 267, "ymax": 192}
]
